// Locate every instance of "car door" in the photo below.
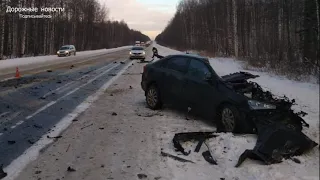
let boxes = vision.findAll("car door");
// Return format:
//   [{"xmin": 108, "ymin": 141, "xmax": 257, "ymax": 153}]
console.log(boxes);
[
  {"xmin": 183, "ymin": 59, "xmax": 218, "ymax": 116},
  {"xmin": 162, "ymin": 56, "xmax": 190, "ymax": 106}
]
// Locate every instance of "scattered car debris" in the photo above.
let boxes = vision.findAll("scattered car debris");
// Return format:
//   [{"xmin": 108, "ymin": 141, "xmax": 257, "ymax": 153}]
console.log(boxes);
[
  {"xmin": 70, "ymin": 65, "xmax": 75, "ymax": 69},
  {"xmin": 33, "ymin": 124, "xmax": 43, "ymax": 129},
  {"xmin": 0, "ymin": 164, "xmax": 7, "ymax": 179},
  {"xmin": 112, "ymin": 112, "xmax": 117, "ymax": 116},
  {"xmin": 28, "ymin": 140, "xmax": 35, "ymax": 144},
  {"xmin": 8, "ymin": 140, "xmax": 16, "ymax": 145},
  {"xmin": 67, "ymin": 166, "xmax": 76, "ymax": 172},
  {"xmin": 291, "ymin": 157, "xmax": 301, "ymax": 164},
  {"xmin": 66, "ymin": 144, "xmax": 71, "ymax": 152},
  {"xmin": 154, "ymin": 177, "xmax": 162, "ymax": 180},
  {"xmin": 120, "ymin": 61, "xmax": 125, "ymax": 64},
  {"xmin": 47, "ymin": 135, "xmax": 62, "ymax": 139},
  {"xmin": 137, "ymin": 173, "xmax": 148, "ymax": 179},
  {"xmin": 202, "ymin": 151, "xmax": 217, "ymax": 165},
  {"xmin": 47, "ymin": 70, "xmax": 53, "ymax": 72},
  {"xmin": 3, "ymin": 128, "xmax": 7, "ymax": 131},
  {"xmin": 235, "ymin": 122, "xmax": 318, "ymax": 167},
  {"xmin": 109, "ymin": 73, "xmax": 117, "ymax": 76},
  {"xmin": 56, "ymin": 80, "xmax": 62, "ymax": 84},
  {"xmin": 173, "ymin": 132, "xmax": 217, "ymax": 155},
  {"xmin": 34, "ymin": 170, "xmax": 42, "ymax": 174},
  {"xmin": 72, "ymin": 119, "xmax": 78, "ymax": 122},
  {"xmin": 129, "ymin": 86, "xmax": 133, "ymax": 89},
  {"xmin": 99, "ymin": 127, "xmax": 104, "ymax": 130},
  {"xmin": 80, "ymin": 123, "xmax": 93, "ymax": 130},
  {"xmin": 161, "ymin": 151, "xmax": 195, "ymax": 163}
]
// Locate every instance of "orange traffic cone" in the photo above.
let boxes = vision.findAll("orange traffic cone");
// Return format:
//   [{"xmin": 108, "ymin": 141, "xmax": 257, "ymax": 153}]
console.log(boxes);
[{"xmin": 15, "ymin": 67, "xmax": 21, "ymax": 78}]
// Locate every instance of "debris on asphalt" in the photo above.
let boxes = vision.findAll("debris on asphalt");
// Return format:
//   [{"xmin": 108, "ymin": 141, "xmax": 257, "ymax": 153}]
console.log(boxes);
[
  {"xmin": 33, "ymin": 124, "xmax": 43, "ymax": 129},
  {"xmin": 47, "ymin": 135, "xmax": 62, "ymax": 139},
  {"xmin": 202, "ymin": 151, "xmax": 218, "ymax": 165},
  {"xmin": 56, "ymin": 80, "xmax": 62, "ymax": 84},
  {"xmin": 70, "ymin": 65, "xmax": 75, "ymax": 69},
  {"xmin": 34, "ymin": 170, "xmax": 42, "ymax": 174},
  {"xmin": 72, "ymin": 119, "xmax": 78, "ymax": 122},
  {"xmin": 28, "ymin": 140, "xmax": 35, "ymax": 144},
  {"xmin": 99, "ymin": 127, "xmax": 104, "ymax": 130},
  {"xmin": 154, "ymin": 177, "xmax": 162, "ymax": 180},
  {"xmin": 109, "ymin": 73, "xmax": 117, "ymax": 76},
  {"xmin": 112, "ymin": 112, "xmax": 117, "ymax": 116},
  {"xmin": 291, "ymin": 157, "xmax": 301, "ymax": 164},
  {"xmin": 80, "ymin": 123, "xmax": 93, "ymax": 130},
  {"xmin": 137, "ymin": 173, "xmax": 148, "ymax": 179},
  {"xmin": 120, "ymin": 61, "xmax": 125, "ymax": 64},
  {"xmin": 129, "ymin": 86, "xmax": 133, "ymax": 89},
  {"xmin": 67, "ymin": 166, "xmax": 76, "ymax": 172},
  {"xmin": 8, "ymin": 140, "xmax": 16, "ymax": 145},
  {"xmin": 0, "ymin": 164, "xmax": 7, "ymax": 179},
  {"xmin": 66, "ymin": 144, "xmax": 71, "ymax": 152},
  {"xmin": 47, "ymin": 69, "xmax": 53, "ymax": 72},
  {"xmin": 161, "ymin": 151, "xmax": 195, "ymax": 163},
  {"xmin": 101, "ymin": 164, "xmax": 105, "ymax": 168},
  {"xmin": 3, "ymin": 128, "xmax": 7, "ymax": 131}
]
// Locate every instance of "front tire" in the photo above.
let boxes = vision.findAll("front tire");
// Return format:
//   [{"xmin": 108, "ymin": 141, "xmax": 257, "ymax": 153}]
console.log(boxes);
[
  {"xmin": 146, "ymin": 84, "xmax": 162, "ymax": 110},
  {"xmin": 217, "ymin": 104, "xmax": 243, "ymax": 133}
]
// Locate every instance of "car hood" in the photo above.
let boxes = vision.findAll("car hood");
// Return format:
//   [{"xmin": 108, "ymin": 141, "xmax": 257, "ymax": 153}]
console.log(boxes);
[
  {"xmin": 131, "ymin": 50, "xmax": 144, "ymax": 54},
  {"xmin": 221, "ymin": 71, "xmax": 259, "ymax": 83},
  {"xmin": 58, "ymin": 50, "xmax": 69, "ymax": 52}
]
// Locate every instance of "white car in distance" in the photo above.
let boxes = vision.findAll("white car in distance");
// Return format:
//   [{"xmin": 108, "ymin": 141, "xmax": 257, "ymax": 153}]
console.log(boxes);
[{"xmin": 129, "ymin": 46, "xmax": 145, "ymax": 60}]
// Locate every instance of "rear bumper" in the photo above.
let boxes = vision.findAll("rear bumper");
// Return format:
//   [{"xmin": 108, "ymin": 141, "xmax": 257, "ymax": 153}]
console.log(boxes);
[{"xmin": 141, "ymin": 81, "xmax": 147, "ymax": 92}]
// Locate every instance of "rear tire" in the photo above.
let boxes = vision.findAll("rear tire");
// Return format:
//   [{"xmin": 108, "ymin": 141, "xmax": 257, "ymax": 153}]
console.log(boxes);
[{"xmin": 146, "ymin": 84, "xmax": 162, "ymax": 110}]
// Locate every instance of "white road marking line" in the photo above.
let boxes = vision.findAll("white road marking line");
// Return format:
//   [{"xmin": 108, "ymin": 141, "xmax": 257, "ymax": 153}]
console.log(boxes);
[
  {"xmin": 10, "ymin": 120, "xmax": 24, "ymax": 129},
  {"xmin": 3, "ymin": 61, "xmax": 132, "ymax": 180},
  {"xmin": 0, "ymin": 111, "xmax": 10, "ymax": 117},
  {"xmin": 25, "ymin": 63, "xmax": 120, "ymax": 120},
  {"xmin": 4, "ymin": 111, "xmax": 23, "ymax": 122},
  {"xmin": 41, "ymin": 63, "xmax": 114, "ymax": 98},
  {"xmin": 42, "ymin": 81, "xmax": 75, "ymax": 98},
  {"xmin": 0, "ymin": 133, "xmax": 3, "ymax": 137}
]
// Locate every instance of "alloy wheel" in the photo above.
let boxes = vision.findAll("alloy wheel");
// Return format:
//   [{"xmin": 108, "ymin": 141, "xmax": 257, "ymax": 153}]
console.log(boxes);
[
  {"xmin": 221, "ymin": 108, "xmax": 236, "ymax": 132},
  {"xmin": 147, "ymin": 87, "xmax": 158, "ymax": 108}
]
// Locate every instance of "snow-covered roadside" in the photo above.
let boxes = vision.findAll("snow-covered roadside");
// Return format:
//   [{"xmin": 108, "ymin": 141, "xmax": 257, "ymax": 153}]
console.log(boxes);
[
  {"xmin": 0, "ymin": 46, "xmax": 132, "ymax": 70},
  {"xmin": 153, "ymin": 43, "xmax": 319, "ymax": 180}
]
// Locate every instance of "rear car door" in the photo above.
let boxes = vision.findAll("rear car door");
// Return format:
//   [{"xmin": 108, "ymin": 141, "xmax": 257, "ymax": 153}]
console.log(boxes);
[
  {"xmin": 183, "ymin": 59, "xmax": 217, "ymax": 115},
  {"xmin": 162, "ymin": 56, "xmax": 190, "ymax": 105}
]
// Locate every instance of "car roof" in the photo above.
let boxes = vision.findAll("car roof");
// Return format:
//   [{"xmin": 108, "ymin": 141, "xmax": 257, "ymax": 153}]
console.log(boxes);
[{"xmin": 166, "ymin": 54, "xmax": 209, "ymax": 62}]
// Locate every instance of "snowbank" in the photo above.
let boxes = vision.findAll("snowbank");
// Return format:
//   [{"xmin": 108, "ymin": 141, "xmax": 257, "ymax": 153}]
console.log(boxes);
[
  {"xmin": 153, "ymin": 42, "xmax": 319, "ymax": 180},
  {"xmin": 0, "ymin": 46, "xmax": 132, "ymax": 70}
]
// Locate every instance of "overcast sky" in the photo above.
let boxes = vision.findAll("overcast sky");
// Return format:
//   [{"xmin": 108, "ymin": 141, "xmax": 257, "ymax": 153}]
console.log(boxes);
[{"xmin": 98, "ymin": 0, "xmax": 179, "ymax": 39}]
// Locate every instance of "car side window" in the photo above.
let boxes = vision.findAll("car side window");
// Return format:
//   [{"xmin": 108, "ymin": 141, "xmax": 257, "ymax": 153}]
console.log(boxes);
[
  {"xmin": 166, "ymin": 57, "xmax": 188, "ymax": 73},
  {"xmin": 187, "ymin": 59, "xmax": 211, "ymax": 80}
]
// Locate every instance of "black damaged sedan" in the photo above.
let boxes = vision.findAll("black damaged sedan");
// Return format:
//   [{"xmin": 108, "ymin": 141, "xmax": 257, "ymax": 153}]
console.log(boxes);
[{"xmin": 141, "ymin": 54, "xmax": 306, "ymax": 133}]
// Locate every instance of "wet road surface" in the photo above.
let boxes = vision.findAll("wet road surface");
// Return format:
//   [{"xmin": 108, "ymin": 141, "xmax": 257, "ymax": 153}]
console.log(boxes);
[{"xmin": 0, "ymin": 50, "xmax": 132, "ymax": 167}]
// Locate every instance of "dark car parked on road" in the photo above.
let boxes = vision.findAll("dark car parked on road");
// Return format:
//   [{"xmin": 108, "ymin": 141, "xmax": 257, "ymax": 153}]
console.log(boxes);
[{"xmin": 141, "ymin": 54, "xmax": 306, "ymax": 133}]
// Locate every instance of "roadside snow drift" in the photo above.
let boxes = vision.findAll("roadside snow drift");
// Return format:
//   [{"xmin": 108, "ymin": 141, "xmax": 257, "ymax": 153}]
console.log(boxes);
[
  {"xmin": 0, "ymin": 46, "xmax": 132, "ymax": 70},
  {"xmin": 153, "ymin": 42, "xmax": 319, "ymax": 180}
]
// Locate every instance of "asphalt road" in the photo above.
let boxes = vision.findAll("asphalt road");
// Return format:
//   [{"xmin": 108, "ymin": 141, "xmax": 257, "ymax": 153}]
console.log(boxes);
[{"xmin": 0, "ymin": 49, "xmax": 134, "ymax": 167}]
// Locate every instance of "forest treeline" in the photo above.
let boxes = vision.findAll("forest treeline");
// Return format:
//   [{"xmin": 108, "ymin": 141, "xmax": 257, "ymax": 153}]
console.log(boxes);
[
  {"xmin": 0, "ymin": 0, "xmax": 150, "ymax": 59},
  {"xmin": 156, "ymin": 0, "xmax": 319, "ymax": 80}
]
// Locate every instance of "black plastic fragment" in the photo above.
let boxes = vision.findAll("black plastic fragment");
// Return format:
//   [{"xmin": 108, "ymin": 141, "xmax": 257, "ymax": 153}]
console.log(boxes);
[
  {"xmin": 161, "ymin": 151, "xmax": 195, "ymax": 163},
  {"xmin": 202, "ymin": 151, "xmax": 217, "ymax": 165},
  {"xmin": 173, "ymin": 132, "xmax": 217, "ymax": 156},
  {"xmin": 235, "ymin": 122, "xmax": 318, "ymax": 167},
  {"xmin": 0, "ymin": 164, "xmax": 7, "ymax": 179}
]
